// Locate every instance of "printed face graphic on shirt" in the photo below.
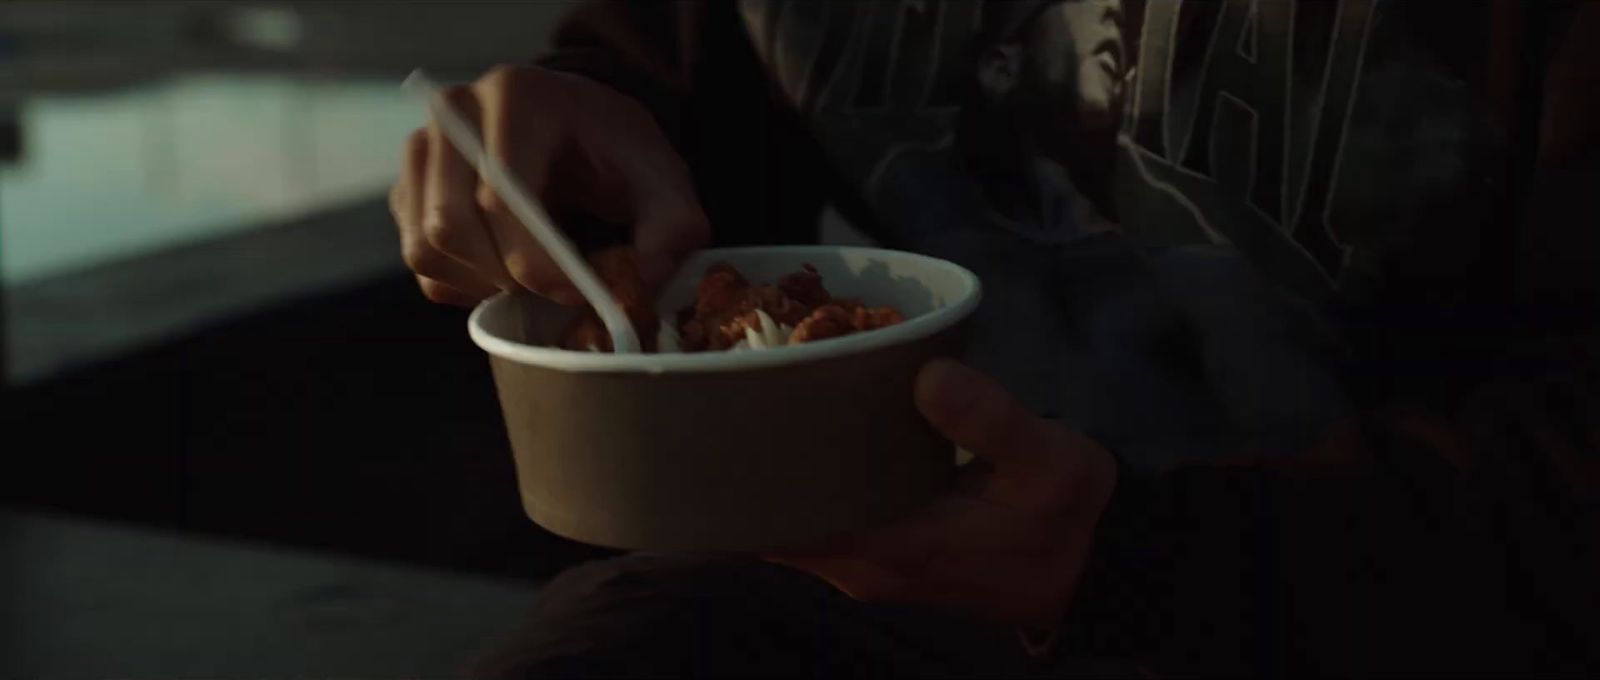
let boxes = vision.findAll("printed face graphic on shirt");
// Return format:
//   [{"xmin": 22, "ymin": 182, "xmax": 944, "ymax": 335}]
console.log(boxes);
[
  {"xmin": 974, "ymin": 0, "xmax": 1132, "ymax": 176},
  {"xmin": 738, "ymin": 0, "xmax": 1491, "ymax": 300},
  {"xmin": 735, "ymin": 0, "xmax": 1400, "ymax": 452},
  {"xmin": 1028, "ymin": 0, "xmax": 1128, "ymax": 135}
]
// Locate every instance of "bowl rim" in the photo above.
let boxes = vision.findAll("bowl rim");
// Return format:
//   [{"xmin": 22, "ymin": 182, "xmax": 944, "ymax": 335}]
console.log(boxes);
[{"xmin": 468, "ymin": 245, "xmax": 982, "ymax": 374}]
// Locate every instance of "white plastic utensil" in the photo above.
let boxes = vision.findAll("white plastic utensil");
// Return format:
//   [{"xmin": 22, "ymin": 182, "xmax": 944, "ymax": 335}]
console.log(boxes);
[{"xmin": 401, "ymin": 69, "xmax": 640, "ymax": 353}]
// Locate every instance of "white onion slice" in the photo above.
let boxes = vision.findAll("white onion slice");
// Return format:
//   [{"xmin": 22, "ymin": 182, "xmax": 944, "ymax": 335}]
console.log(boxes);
[
  {"xmin": 754, "ymin": 309, "xmax": 787, "ymax": 348},
  {"xmin": 656, "ymin": 321, "xmax": 682, "ymax": 353}
]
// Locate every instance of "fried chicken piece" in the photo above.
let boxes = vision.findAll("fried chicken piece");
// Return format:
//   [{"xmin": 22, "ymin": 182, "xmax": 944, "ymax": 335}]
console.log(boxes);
[
  {"xmin": 852, "ymin": 306, "xmax": 904, "ymax": 331},
  {"xmin": 829, "ymin": 297, "xmax": 864, "ymax": 312},
  {"xmin": 777, "ymin": 264, "xmax": 831, "ymax": 308},
  {"xmin": 712, "ymin": 310, "xmax": 763, "ymax": 350},
  {"xmin": 562, "ymin": 313, "xmax": 609, "ymax": 352},
  {"xmin": 783, "ymin": 303, "xmax": 903, "ymax": 345},
  {"xmin": 745, "ymin": 285, "xmax": 812, "ymax": 326},
  {"xmin": 789, "ymin": 304, "xmax": 856, "ymax": 343},
  {"xmin": 560, "ymin": 306, "xmax": 661, "ymax": 352},
  {"xmin": 680, "ymin": 318, "xmax": 709, "ymax": 352},
  {"xmin": 691, "ymin": 287, "xmax": 808, "ymax": 349},
  {"xmin": 668, "ymin": 262, "xmax": 903, "ymax": 351},
  {"xmin": 706, "ymin": 315, "xmax": 744, "ymax": 350},
  {"xmin": 559, "ymin": 247, "xmax": 659, "ymax": 352},
  {"xmin": 588, "ymin": 247, "xmax": 648, "ymax": 308},
  {"xmin": 694, "ymin": 262, "xmax": 748, "ymax": 318}
]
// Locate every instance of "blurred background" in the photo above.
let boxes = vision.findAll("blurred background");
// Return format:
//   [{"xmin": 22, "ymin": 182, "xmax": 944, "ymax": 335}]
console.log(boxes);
[{"xmin": 0, "ymin": 2, "xmax": 635, "ymax": 676}]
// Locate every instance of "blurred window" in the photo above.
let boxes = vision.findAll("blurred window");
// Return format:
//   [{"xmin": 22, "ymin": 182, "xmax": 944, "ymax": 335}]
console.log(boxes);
[
  {"xmin": 0, "ymin": 1, "xmax": 578, "ymax": 384},
  {"xmin": 1, "ymin": 75, "xmax": 418, "ymax": 283}
]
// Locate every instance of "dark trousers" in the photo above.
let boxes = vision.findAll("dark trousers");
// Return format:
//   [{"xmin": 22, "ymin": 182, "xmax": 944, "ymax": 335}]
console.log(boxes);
[{"xmin": 469, "ymin": 554, "xmax": 1142, "ymax": 678}]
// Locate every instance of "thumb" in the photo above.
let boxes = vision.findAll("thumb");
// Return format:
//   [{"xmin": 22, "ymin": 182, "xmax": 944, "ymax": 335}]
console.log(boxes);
[
  {"xmin": 631, "ymin": 194, "xmax": 710, "ymax": 289},
  {"xmin": 914, "ymin": 359, "xmax": 1050, "ymax": 473}
]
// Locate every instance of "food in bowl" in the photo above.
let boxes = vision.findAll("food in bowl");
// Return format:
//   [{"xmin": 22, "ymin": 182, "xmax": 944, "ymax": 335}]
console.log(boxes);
[
  {"xmin": 556, "ymin": 247, "xmax": 663, "ymax": 353},
  {"xmin": 561, "ymin": 258, "xmax": 905, "ymax": 354},
  {"xmin": 467, "ymin": 245, "xmax": 981, "ymax": 552}
]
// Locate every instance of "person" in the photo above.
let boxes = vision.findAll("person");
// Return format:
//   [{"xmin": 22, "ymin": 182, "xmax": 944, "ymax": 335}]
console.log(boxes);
[
  {"xmin": 389, "ymin": 0, "xmax": 1600, "ymax": 676},
  {"xmin": 867, "ymin": 0, "xmax": 1349, "ymax": 468}
]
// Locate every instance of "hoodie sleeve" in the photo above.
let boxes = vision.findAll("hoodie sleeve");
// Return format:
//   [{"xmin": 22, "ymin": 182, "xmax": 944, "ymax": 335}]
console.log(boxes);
[
  {"xmin": 1053, "ymin": 336, "xmax": 1600, "ymax": 677},
  {"xmin": 1052, "ymin": 11, "xmax": 1600, "ymax": 673}
]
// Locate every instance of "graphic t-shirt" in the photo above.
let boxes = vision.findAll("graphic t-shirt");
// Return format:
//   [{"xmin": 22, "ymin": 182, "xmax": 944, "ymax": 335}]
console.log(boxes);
[
  {"xmin": 542, "ymin": 0, "xmax": 1575, "ymax": 465},
  {"xmin": 527, "ymin": 5, "xmax": 1600, "ymax": 673}
]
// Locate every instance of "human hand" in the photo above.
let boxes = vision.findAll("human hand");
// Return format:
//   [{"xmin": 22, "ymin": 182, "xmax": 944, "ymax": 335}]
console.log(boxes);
[
  {"xmin": 767, "ymin": 359, "xmax": 1118, "ymax": 629},
  {"xmin": 390, "ymin": 65, "xmax": 709, "ymax": 306}
]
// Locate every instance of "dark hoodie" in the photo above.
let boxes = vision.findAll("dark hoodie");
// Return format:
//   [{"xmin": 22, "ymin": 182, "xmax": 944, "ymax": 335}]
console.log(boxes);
[{"xmin": 524, "ymin": 0, "xmax": 1600, "ymax": 675}]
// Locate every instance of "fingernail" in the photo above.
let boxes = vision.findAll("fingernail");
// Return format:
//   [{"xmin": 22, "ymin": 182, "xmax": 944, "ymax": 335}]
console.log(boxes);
[{"xmin": 917, "ymin": 359, "xmax": 982, "ymax": 418}]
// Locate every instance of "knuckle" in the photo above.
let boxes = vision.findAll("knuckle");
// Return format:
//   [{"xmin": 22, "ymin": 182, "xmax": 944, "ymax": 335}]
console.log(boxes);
[
  {"xmin": 475, "ymin": 185, "xmax": 509, "ymax": 217},
  {"xmin": 421, "ymin": 206, "xmax": 470, "ymax": 252},
  {"xmin": 504, "ymin": 259, "xmax": 540, "ymax": 290},
  {"xmin": 399, "ymin": 236, "xmax": 437, "ymax": 273},
  {"xmin": 417, "ymin": 278, "xmax": 455, "ymax": 304},
  {"xmin": 504, "ymin": 252, "xmax": 558, "ymax": 291}
]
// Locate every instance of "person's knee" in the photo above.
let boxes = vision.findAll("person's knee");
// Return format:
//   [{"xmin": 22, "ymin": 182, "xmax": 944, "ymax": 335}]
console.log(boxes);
[{"xmin": 470, "ymin": 556, "xmax": 820, "ymax": 678}]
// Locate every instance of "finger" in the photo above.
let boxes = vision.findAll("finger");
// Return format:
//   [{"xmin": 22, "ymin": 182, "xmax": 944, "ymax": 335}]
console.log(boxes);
[
  {"xmin": 630, "ymin": 193, "xmax": 710, "ymax": 289},
  {"xmin": 475, "ymin": 65, "xmax": 567, "ymax": 200},
  {"xmin": 587, "ymin": 246, "xmax": 650, "ymax": 309},
  {"xmin": 608, "ymin": 114, "xmax": 708, "ymax": 288},
  {"xmin": 477, "ymin": 184, "xmax": 572, "ymax": 296},
  {"xmin": 400, "ymin": 227, "xmax": 497, "ymax": 298},
  {"xmin": 476, "ymin": 67, "xmax": 574, "ymax": 296},
  {"xmin": 397, "ymin": 130, "xmax": 498, "ymax": 299},
  {"xmin": 423, "ymin": 86, "xmax": 513, "ymax": 289},
  {"xmin": 564, "ymin": 74, "xmax": 705, "ymax": 288},
  {"xmin": 914, "ymin": 359, "xmax": 1052, "ymax": 473},
  {"xmin": 415, "ymin": 276, "xmax": 485, "ymax": 307},
  {"xmin": 391, "ymin": 128, "xmax": 428, "ymax": 248}
]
